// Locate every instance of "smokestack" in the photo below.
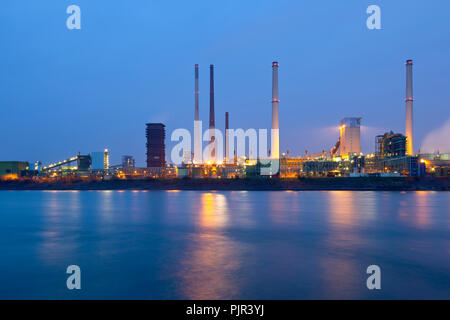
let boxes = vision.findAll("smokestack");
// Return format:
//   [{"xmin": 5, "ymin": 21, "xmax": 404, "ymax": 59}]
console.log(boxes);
[
  {"xmin": 195, "ymin": 64, "xmax": 199, "ymax": 121},
  {"xmin": 405, "ymin": 59, "xmax": 414, "ymax": 155},
  {"xmin": 193, "ymin": 64, "xmax": 201, "ymax": 164},
  {"xmin": 225, "ymin": 112, "xmax": 229, "ymax": 163},
  {"xmin": 209, "ymin": 64, "xmax": 216, "ymax": 160},
  {"xmin": 271, "ymin": 61, "xmax": 280, "ymax": 159}
]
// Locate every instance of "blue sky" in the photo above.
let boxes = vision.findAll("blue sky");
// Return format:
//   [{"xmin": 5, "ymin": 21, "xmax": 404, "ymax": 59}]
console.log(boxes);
[{"xmin": 1, "ymin": 0, "xmax": 449, "ymax": 166}]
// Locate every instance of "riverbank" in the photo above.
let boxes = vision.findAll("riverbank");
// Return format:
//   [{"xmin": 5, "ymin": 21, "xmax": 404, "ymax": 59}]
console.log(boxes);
[{"xmin": 0, "ymin": 177, "xmax": 448, "ymax": 191}]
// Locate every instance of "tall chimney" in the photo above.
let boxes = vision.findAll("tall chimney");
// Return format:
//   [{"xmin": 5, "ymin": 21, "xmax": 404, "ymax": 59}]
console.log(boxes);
[
  {"xmin": 193, "ymin": 64, "xmax": 201, "ymax": 164},
  {"xmin": 405, "ymin": 59, "xmax": 414, "ymax": 155},
  {"xmin": 271, "ymin": 61, "xmax": 280, "ymax": 159},
  {"xmin": 195, "ymin": 64, "xmax": 199, "ymax": 121},
  {"xmin": 209, "ymin": 64, "xmax": 216, "ymax": 160},
  {"xmin": 225, "ymin": 112, "xmax": 229, "ymax": 163}
]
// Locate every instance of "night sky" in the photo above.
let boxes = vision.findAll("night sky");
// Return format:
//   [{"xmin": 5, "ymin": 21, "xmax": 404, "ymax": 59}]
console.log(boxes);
[{"xmin": 1, "ymin": 0, "xmax": 449, "ymax": 166}]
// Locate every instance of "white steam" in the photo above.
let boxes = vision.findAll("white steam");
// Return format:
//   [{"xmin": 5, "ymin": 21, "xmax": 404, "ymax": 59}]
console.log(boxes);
[{"xmin": 420, "ymin": 118, "xmax": 450, "ymax": 153}]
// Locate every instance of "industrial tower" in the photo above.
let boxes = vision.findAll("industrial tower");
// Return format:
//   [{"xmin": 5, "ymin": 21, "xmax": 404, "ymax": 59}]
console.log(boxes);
[
  {"xmin": 193, "ymin": 64, "xmax": 202, "ymax": 164},
  {"xmin": 405, "ymin": 59, "xmax": 414, "ymax": 156},
  {"xmin": 209, "ymin": 64, "xmax": 216, "ymax": 161},
  {"xmin": 271, "ymin": 61, "xmax": 280, "ymax": 160}
]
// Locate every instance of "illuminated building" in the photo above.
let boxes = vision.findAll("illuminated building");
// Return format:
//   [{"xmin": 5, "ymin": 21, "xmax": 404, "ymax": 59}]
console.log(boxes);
[
  {"xmin": 116, "ymin": 167, "xmax": 176, "ymax": 179},
  {"xmin": 361, "ymin": 130, "xmax": 420, "ymax": 176},
  {"xmin": 339, "ymin": 117, "xmax": 361, "ymax": 156},
  {"xmin": 182, "ymin": 151, "xmax": 192, "ymax": 165},
  {"xmin": 104, "ymin": 149, "xmax": 110, "ymax": 170},
  {"xmin": 76, "ymin": 155, "xmax": 91, "ymax": 172},
  {"xmin": 34, "ymin": 161, "xmax": 42, "ymax": 172},
  {"xmin": 302, "ymin": 160, "xmax": 339, "ymax": 176},
  {"xmin": 220, "ymin": 165, "xmax": 246, "ymax": 178},
  {"xmin": 237, "ymin": 155, "xmax": 247, "ymax": 166},
  {"xmin": 377, "ymin": 156, "xmax": 419, "ymax": 176},
  {"xmin": 418, "ymin": 153, "xmax": 450, "ymax": 176},
  {"xmin": 352, "ymin": 155, "xmax": 365, "ymax": 174},
  {"xmin": 41, "ymin": 154, "xmax": 91, "ymax": 175},
  {"xmin": 375, "ymin": 132, "xmax": 406, "ymax": 158},
  {"xmin": 177, "ymin": 167, "xmax": 189, "ymax": 178},
  {"xmin": 146, "ymin": 123, "xmax": 166, "ymax": 168},
  {"xmin": 90, "ymin": 150, "xmax": 109, "ymax": 171},
  {"xmin": 280, "ymin": 154, "xmax": 303, "ymax": 178},
  {"xmin": 364, "ymin": 154, "xmax": 421, "ymax": 176},
  {"xmin": 122, "ymin": 155, "xmax": 135, "ymax": 169},
  {"xmin": 0, "ymin": 161, "xmax": 29, "ymax": 179}
]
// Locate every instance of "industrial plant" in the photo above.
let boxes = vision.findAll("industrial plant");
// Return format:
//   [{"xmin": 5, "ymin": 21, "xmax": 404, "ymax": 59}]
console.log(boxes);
[{"xmin": 1, "ymin": 60, "xmax": 449, "ymax": 182}]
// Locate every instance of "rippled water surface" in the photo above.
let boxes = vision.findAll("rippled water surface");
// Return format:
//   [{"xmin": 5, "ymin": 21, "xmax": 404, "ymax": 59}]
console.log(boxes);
[{"xmin": 0, "ymin": 190, "xmax": 449, "ymax": 299}]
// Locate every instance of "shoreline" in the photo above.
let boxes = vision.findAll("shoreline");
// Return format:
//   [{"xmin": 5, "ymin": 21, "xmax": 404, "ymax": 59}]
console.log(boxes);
[{"xmin": 0, "ymin": 177, "xmax": 448, "ymax": 191}]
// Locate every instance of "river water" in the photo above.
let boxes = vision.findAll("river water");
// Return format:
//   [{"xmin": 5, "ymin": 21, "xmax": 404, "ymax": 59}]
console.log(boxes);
[{"xmin": 0, "ymin": 190, "xmax": 448, "ymax": 299}]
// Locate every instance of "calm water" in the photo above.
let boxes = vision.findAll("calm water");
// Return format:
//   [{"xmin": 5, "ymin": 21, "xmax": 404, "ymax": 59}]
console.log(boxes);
[{"xmin": 0, "ymin": 190, "xmax": 449, "ymax": 299}]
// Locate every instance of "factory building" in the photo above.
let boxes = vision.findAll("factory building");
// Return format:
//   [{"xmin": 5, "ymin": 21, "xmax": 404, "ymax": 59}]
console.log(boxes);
[
  {"xmin": 116, "ymin": 167, "xmax": 176, "ymax": 180},
  {"xmin": 339, "ymin": 117, "xmax": 361, "ymax": 157},
  {"xmin": 122, "ymin": 155, "xmax": 135, "ymax": 169},
  {"xmin": 104, "ymin": 149, "xmax": 110, "ymax": 170},
  {"xmin": 366, "ymin": 156, "xmax": 420, "ymax": 176},
  {"xmin": 360, "ymin": 129, "xmax": 420, "ymax": 176},
  {"xmin": 0, "ymin": 161, "xmax": 29, "ymax": 179},
  {"xmin": 375, "ymin": 132, "xmax": 407, "ymax": 158},
  {"xmin": 90, "ymin": 152, "xmax": 104, "ymax": 171},
  {"xmin": 280, "ymin": 154, "xmax": 303, "ymax": 178},
  {"xmin": 419, "ymin": 153, "xmax": 450, "ymax": 177},
  {"xmin": 90, "ymin": 149, "xmax": 109, "ymax": 171},
  {"xmin": 302, "ymin": 160, "xmax": 339, "ymax": 177},
  {"xmin": 39, "ymin": 153, "xmax": 92, "ymax": 177},
  {"xmin": 76, "ymin": 155, "xmax": 91, "ymax": 172},
  {"xmin": 182, "ymin": 151, "xmax": 192, "ymax": 165},
  {"xmin": 146, "ymin": 123, "xmax": 166, "ymax": 168}
]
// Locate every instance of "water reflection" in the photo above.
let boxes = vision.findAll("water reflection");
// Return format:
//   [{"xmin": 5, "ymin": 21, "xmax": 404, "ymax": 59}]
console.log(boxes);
[
  {"xmin": 326, "ymin": 190, "xmax": 360, "ymax": 226},
  {"xmin": 177, "ymin": 192, "xmax": 243, "ymax": 299},
  {"xmin": 38, "ymin": 191, "xmax": 82, "ymax": 266},
  {"xmin": 199, "ymin": 193, "xmax": 229, "ymax": 229},
  {"xmin": 319, "ymin": 191, "xmax": 362, "ymax": 298},
  {"xmin": 414, "ymin": 192, "xmax": 432, "ymax": 228},
  {"xmin": 267, "ymin": 191, "xmax": 301, "ymax": 226},
  {"xmin": 98, "ymin": 190, "xmax": 114, "ymax": 223},
  {"xmin": 228, "ymin": 191, "xmax": 256, "ymax": 228},
  {"xmin": 3, "ymin": 190, "xmax": 447, "ymax": 299},
  {"xmin": 398, "ymin": 191, "xmax": 432, "ymax": 229}
]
